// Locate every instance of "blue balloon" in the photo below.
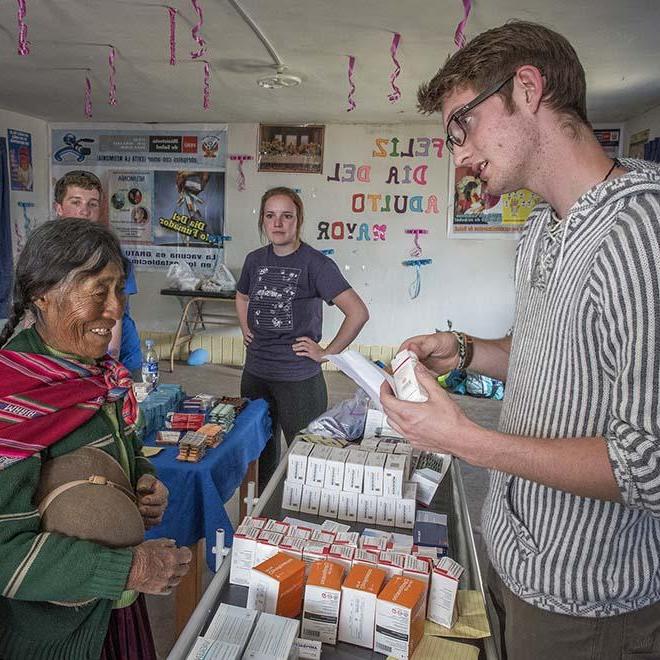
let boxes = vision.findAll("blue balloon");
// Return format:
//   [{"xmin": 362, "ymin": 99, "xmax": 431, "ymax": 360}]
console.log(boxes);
[{"xmin": 187, "ymin": 348, "xmax": 209, "ymax": 366}]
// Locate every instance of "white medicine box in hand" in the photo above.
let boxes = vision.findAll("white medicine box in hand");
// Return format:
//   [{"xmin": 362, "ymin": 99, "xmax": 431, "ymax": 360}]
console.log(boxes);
[{"xmin": 391, "ymin": 349, "xmax": 428, "ymax": 403}]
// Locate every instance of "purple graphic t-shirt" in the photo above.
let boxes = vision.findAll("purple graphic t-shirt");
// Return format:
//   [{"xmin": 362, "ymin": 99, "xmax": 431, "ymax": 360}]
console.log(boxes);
[{"xmin": 237, "ymin": 242, "xmax": 350, "ymax": 381}]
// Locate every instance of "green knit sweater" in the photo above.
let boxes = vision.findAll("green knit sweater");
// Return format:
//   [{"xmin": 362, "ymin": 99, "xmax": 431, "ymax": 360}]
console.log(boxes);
[{"xmin": 0, "ymin": 328, "xmax": 155, "ymax": 660}]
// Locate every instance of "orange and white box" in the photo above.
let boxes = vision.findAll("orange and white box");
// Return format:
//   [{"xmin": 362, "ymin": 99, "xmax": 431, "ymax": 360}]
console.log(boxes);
[
  {"xmin": 338, "ymin": 564, "xmax": 387, "ymax": 649},
  {"xmin": 254, "ymin": 530, "xmax": 284, "ymax": 565},
  {"xmin": 378, "ymin": 551, "xmax": 406, "ymax": 579},
  {"xmin": 427, "ymin": 557, "xmax": 464, "ymax": 628},
  {"xmin": 334, "ymin": 531, "xmax": 359, "ymax": 547},
  {"xmin": 384, "ymin": 454, "xmax": 406, "ymax": 498},
  {"xmin": 343, "ymin": 449, "xmax": 368, "ymax": 493},
  {"xmin": 374, "ymin": 575, "xmax": 426, "ymax": 659},
  {"xmin": 352, "ymin": 548, "xmax": 380, "ymax": 568},
  {"xmin": 247, "ymin": 552, "xmax": 305, "ymax": 618},
  {"xmin": 324, "ymin": 447, "xmax": 350, "ymax": 491},
  {"xmin": 376, "ymin": 496, "xmax": 397, "ymax": 527},
  {"xmin": 300, "ymin": 484, "xmax": 322, "ymax": 515},
  {"xmin": 242, "ymin": 612, "xmax": 300, "ymax": 660},
  {"xmin": 279, "ymin": 535, "xmax": 307, "ymax": 560},
  {"xmin": 288, "ymin": 440, "xmax": 314, "ymax": 483},
  {"xmin": 395, "ymin": 482, "xmax": 418, "ymax": 529},
  {"xmin": 357, "ymin": 493, "xmax": 379, "ymax": 525},
  {"xmin": 264, "ymin": 519, "xmax": 290, "ymax": 535},
  {"xmin": 402, "ymin": 554, "xmax": 432, "ymax": 614},
  {"xmin": 328, "ymin": 544, "xmax": 355, "ymax": 574},
  {"xmin": 229, "ymin": 525, "xmax": 261, "ymax": 586},
  {"xmin": 338, "ymin": 491, "xmax": 358, "ymax": 522},
  {"xmin": 319, "ymin": 490, "xmax": 340, "ymax": 518},
  {"xmin": 363, "ymin": 452, "xmax": 387, "ymax": 496},
  {"xmin": 305, "ymin": 444, "xmax": 333, "ymax": 487},
  {"xmin": 302, "ymin": 560, "xmax": 345, "ymax": 644}
]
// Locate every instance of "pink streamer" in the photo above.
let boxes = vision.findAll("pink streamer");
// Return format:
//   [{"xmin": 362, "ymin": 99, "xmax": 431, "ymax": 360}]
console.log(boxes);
[
  {"xmin": 84, "ymin": 75, "xmax": 93, "ymax": 119},
  {"xmin": 454, "ymin": 0, "xmax": 472, "ymax": 49},
  {"xmin": 387, "ymin": 32, "xmax": 401, "ymax": 103},
  {"xmin": 108, "ymin": 46, "xmax": 117, "ymax": 106},
  {"xmin": 203, "ymin": 60, "xmax": 210, "ymax": 110},
  {"xmin": 168, "ymin": 7, "xmax": 177, "ymax": 65},
  {"xmin": 17, "ymin": 0, "xmax": 30, "ymax": 56},
  {"xmin": 405, "ymin": 228, "xmax": 429, "ymax": 257},
  {"xmin": 190, "ymin": 0, "xmax": 207, "ymax": 59},
  {"xmin": 346, "ymin": 55, "xmax": 356, "ymax": 112}
]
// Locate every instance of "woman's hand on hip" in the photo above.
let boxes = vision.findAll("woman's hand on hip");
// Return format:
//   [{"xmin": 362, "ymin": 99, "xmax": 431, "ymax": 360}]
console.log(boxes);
[
  {"xmin": 126, "ymin": 539, "xmax": 192, "ymax": 595},
  {"xmin": 136, "ymin": 475, "xmax": 168, "ymax": 529},
  {"xmin": 292, "ymin": 336, "xmax": 326, "ymax": 363}
]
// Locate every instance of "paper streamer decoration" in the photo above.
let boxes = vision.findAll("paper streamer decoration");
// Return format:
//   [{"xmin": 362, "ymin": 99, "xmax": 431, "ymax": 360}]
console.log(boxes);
[
  {"xmin": 454, "ymin": 0, "xmax": 472, "ymax": 49},
  {"xmin": 320, "ymin": 248, "xmax": 335, "ymax": 257},
  {"xmin": 402, "ymin": 258, "xmax": 432, "ymax": 300},
  {"xmin": 84, "ymin": 74, "xmax": 93, "ymax": 119},
  {"xmin": 229, "ymin": 154, "xmax": 253, "ymax": 191},
  {"xmin": 202, "ymin": 60, "xmax": 210, "ymax": 110},
  {"xmin": 108, "ymin": 46, "xmax": 117, "ymax": 106},
  {"xmin": 190, "ymin": 0, "xmax": 207, "ymax": 59},
  {"xmin": 387, "ymin": 32, "xmax": 401, "ymax": 103},
  {"xmin": 17, "ymin": 0, "xmax": 30, "ymax": 56},
  {"xmin": 168, "ymin": 7, "xmax": 177, "ymax": 65},
  {"xmin": 347, "ymin": 55, "xmax": 356, "ymax": 112},
  {"xmin": 404, "ymin": 228, "xmax": 429, "ymax": 257}
]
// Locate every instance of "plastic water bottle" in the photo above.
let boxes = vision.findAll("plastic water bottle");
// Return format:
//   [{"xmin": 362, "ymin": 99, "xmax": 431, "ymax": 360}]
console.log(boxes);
[{"xmin": 141, "ymin": 339, "xmax": 159, "ymax": 389}]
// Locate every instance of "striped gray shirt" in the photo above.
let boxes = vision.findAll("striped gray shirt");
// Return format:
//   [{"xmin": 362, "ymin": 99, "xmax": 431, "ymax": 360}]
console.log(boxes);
[{"xmin": 483, "ymin": 160, "xmax": 660, "ymax": 616}]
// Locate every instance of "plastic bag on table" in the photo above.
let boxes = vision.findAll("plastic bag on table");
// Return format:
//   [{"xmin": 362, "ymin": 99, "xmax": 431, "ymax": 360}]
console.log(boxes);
[
  {"xmin": 166, "ymin": 261, "xmax": 200, "ymax": 291},
  {"xmin": 465, "ymin": 373, "xmax": 504, "ymax": 400},
  {"xmin": 200, "ymin": 262, "xmax": 236, "ymax": 293},
  {"xmin": 305, "ymin": 387, "xmax": 370, "ymax": 441}
]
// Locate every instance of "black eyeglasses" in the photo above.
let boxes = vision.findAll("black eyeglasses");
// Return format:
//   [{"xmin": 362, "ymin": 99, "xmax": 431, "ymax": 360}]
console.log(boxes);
[{"xmin": 445, "ymin": 74, "xmax": 515, "ymax": 153}]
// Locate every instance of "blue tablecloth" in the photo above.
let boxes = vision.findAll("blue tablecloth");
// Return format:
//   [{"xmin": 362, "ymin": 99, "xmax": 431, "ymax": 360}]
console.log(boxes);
[
  {"xmin": 144, "ymin": 399, "xmax": 271, "ymax": 570},
  {"xmin": 138, "ymin": 384, "xmax": 186, "ymax": 439}
]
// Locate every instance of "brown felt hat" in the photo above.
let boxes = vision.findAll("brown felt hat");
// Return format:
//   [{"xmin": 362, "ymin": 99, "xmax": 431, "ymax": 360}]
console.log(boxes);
[{"xmin": 37, "ymin": 446, "xmax": 144, "ymax": 549}]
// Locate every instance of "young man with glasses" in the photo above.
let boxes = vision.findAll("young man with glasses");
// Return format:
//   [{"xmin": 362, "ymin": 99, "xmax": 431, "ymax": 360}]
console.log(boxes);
[{"xmin": 381, "ymin": 20, "xmax": 660, "ymax": 660}]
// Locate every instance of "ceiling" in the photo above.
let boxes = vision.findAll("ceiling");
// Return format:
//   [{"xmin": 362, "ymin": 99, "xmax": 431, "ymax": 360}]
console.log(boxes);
[{"xmin": 0, "ymin": 0, "xmax": 659, "ymax": 126}]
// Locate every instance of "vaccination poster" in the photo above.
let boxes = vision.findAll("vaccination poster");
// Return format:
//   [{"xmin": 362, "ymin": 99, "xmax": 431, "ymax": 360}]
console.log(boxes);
[{"xmin": 8, "ymin": 129, "xmax": 33, "ymax": 192}]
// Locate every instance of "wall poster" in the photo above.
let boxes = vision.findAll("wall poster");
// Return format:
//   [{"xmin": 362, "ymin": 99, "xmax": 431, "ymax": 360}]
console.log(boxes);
[
  {"xmin": 448, "ymin": 165, "xmax": 541, "ymax": 238},
  {"xmin": 50, "ymin": 126, "xmax": 227, "ymax": 271}
]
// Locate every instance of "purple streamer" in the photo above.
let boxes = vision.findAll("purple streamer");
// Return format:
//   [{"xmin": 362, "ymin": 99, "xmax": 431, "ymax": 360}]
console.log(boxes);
[
  {"xmin": 387, "ymin": 32, "xmax": 401, "ymax": 103},
  {"xmin": 108, "ymin": 46, "xmax": 117, "ymax": 106},
  {"xmin": 190, "ymin": 0, "xmax": 207, "ymax": 59},
  {"xmin": 84, "ymin": 75, "xmax": 93, "ymax": 119},
  {"xmin": 454, "ymin": 0, "xmax": 472, "ymax": 49},
  {"xmin": 347, "ymin": 55, "xmax": 356, "ymax": 112},
  {"xmin": 168, "ymin": 7, "xmax": 177, "ymax": 65},
  {"xmin": 17, "ymin": 0, "xmax": 30, "ymax": 56},
  {"xmin": 203, "ymin": 61, "xmax": 210, "ymax": 110}
]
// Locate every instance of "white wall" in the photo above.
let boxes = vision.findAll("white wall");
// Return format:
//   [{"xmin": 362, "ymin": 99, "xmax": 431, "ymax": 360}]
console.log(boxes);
[
  {"xmin": 625, "ymin": 103, "xmax": 660, "ymax": 147},
  {"xmin": 131, "ymin": 122, "xmax": 517, "ymax": 346},
  {"xmin": 0, "ymin": 108, "xmax": 50, "ymax": 262}
]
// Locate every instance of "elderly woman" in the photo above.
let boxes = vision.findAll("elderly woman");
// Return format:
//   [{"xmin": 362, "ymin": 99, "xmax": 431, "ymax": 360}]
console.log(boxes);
[{"xmin": 0, "ymin": 218, "xmax": 191, "ymax": 659}]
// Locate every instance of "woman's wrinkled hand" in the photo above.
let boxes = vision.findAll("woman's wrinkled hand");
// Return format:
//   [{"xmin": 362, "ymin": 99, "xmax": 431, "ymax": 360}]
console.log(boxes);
[
  {"xmin": 126, "ymin": 539, "xmax": 192, "ymax": 595},
  {"xmin": 136, "ymin": 474, "xmax": 168, "ymax": 529}
]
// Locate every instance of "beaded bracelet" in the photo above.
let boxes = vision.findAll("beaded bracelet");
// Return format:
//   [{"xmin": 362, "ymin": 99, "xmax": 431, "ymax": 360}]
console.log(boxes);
[{"xmin": 451, "ymin": 331, "xmax": 474, "ymax": 371}]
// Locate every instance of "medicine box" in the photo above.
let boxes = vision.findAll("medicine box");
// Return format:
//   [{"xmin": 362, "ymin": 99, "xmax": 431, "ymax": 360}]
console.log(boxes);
[
  {"xmin": 287, "ymin": 440, "xmax": 314, "ymax": 483},
  {"xmin": 204, "ymin": 603, "xmax": 258, "ymax": 653},
  {"xmin": 319, "ymin": 489, "xmax": 340, "ymax": 518},
  {"xmin": 427, "ymin": 556, "xmax": 464, "ymax": 629},
  {"xmin": 323, "ymin": 447, "xmax": 350, "ymax": 491},
  {"xmin": 363, "ymin": 452, "xmax": 387, "ymax": 496},
  {"xmin": 229, "ymin": 525, "xmax": 261, "ymax": 586},
  {"xmin": 374, "ymin": 575, "xmax": 426, "ymax": 659},
  {"xmin": 383, "ymin": 454, "xmax": 406, "ymax": 498},
  {"xmin": 247, "ymin": 553, "xmax": 305, "ymax": 618},
  {"xmin": 395, "ymin": 482, "xmax": 418, "ymax": 529},
  {"xmin": 343, "ymin": 449, "xmax": 368, "ymax": 493},
  {"xmin": 338, "ymin": 564, "xmax": 387, "ymax": 649},
  {"xmin": 242, "ymin": 612, "xmax": 300, "ymax": 660},
  {"xmin": 305, "ymin": 445, "xmax": 333, "ymax": 487},
  {"xmin": 302, "ymin": 560, "xmax": 344, "ymax": 645}
]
